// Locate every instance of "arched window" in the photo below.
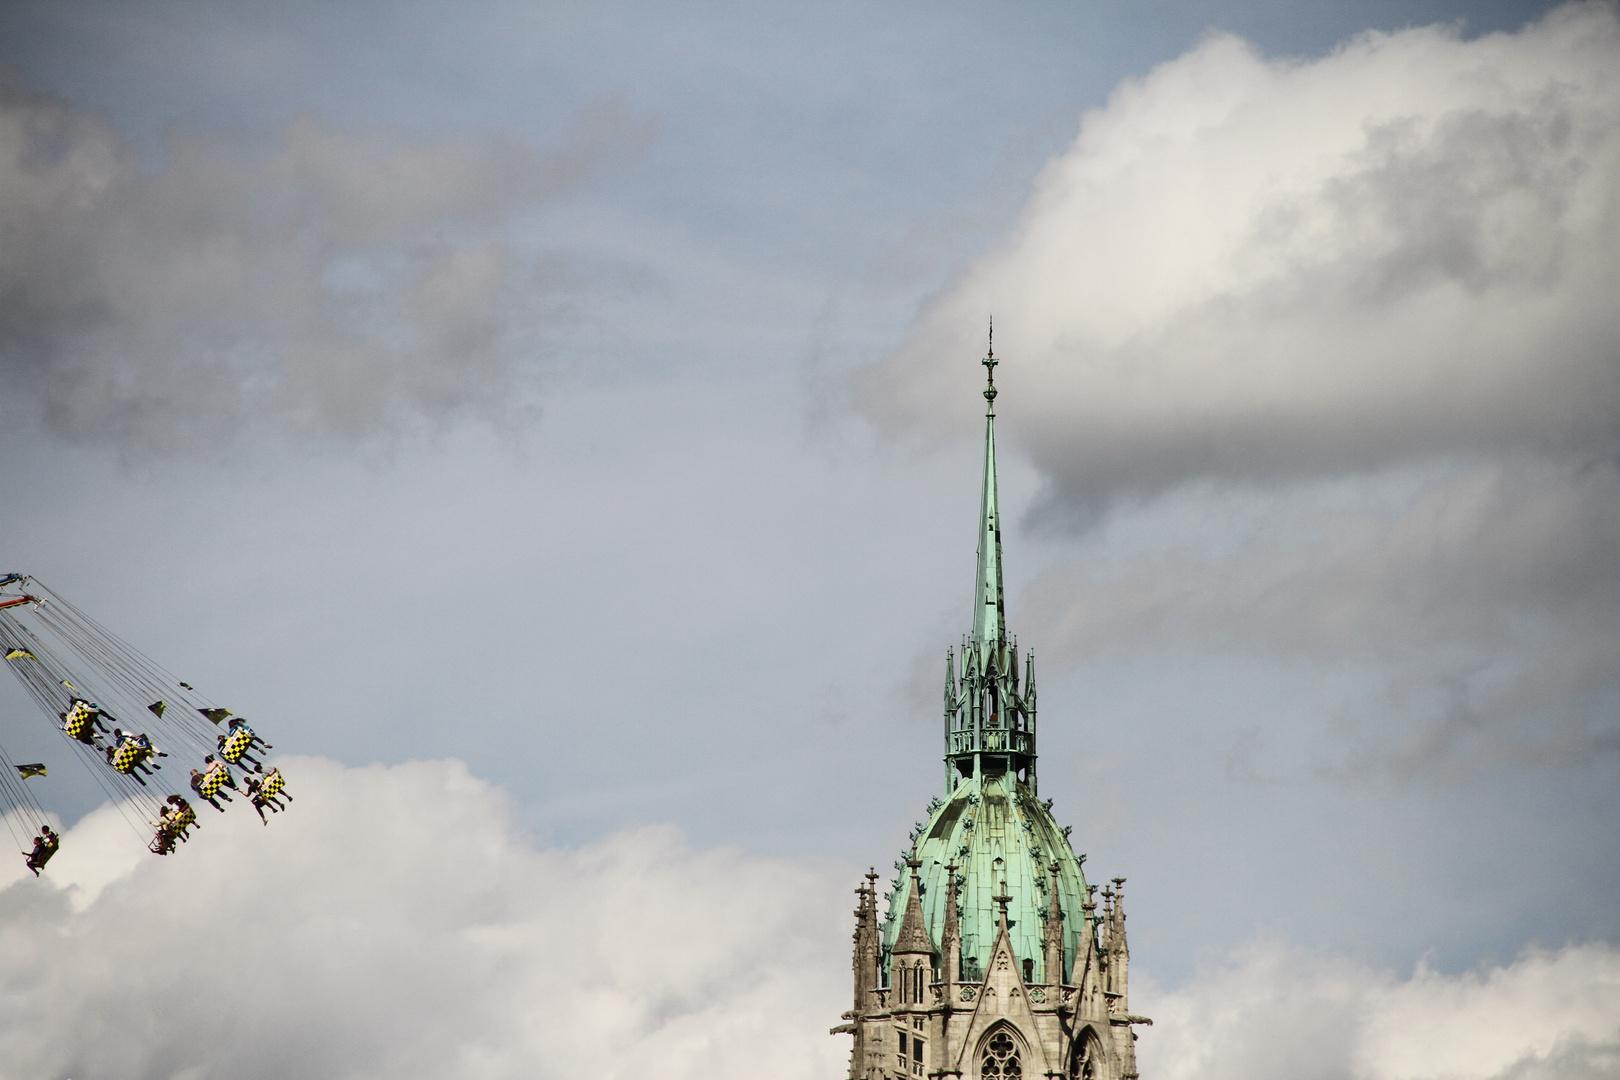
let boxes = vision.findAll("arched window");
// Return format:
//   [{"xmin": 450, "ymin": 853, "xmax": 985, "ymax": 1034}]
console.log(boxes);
[
  {"xmin": 1069, "ymin": 1029, "xmax": 1103, "ymax": 1079},
  {"xmin": 914, "ymin": 961, "xmax": 926, "ymax": 1003},
  {"xmin": 981, "ymin": 1028, "xmax": 1022, "ymax": 1078}
]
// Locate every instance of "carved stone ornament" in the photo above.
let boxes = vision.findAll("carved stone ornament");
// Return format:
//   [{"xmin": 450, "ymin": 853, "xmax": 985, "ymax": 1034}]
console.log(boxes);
[
  {"xmin": 960, "ymin": 987, "xmax": 977, "ymax": 1001},
  {"xmin": 1028, "ymin": 987, "xmax": 1046, "ymax": 1003}
]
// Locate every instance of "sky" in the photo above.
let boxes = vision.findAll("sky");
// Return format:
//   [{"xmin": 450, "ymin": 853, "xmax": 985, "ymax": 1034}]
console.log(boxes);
[{"xmin": 0, "ymin": 2, "xmax": 1617, "ymax": 1078}]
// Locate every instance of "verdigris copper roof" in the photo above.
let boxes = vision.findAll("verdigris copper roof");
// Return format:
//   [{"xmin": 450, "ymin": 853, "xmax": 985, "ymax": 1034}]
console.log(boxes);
[
  {"xmin": 879, "ymin": 331, "xmax": 1090, "ymax": 985},
  {"xmin": 883, "ymin": 773, "xmax": 1088, "ymax": 984}
]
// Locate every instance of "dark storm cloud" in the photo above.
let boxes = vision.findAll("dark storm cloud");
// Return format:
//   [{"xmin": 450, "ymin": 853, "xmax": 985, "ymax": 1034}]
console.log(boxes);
[
  {"xmin": 865, "ymin": 3, "xmax": 1620, "ymax": 776},
  {"xmin": 0, "ymin": 78, "xmax": 646, "ymax": 452},
  {"xmin": 1023, "ymin": 458, "xmax": 1620, "ymax": 774}
]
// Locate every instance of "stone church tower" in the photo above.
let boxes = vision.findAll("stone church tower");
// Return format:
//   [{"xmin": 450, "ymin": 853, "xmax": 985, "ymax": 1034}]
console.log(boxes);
[{"xmin": 833, "ymin": 341, "xmax": 1151, "ymax": 1079}]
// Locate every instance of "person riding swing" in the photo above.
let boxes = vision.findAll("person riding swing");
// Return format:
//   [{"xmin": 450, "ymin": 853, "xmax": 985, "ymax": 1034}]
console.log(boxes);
[
  {"xmin": 190, "ymin": 756, "xmax": 237, "ymax": 812},
  {"xmin": 107, "ymin": 729, "xmax": 165, "ymax": 784},
  {"xmin": 149, "ymin": 795, "xmax": 199, "ymax": 854},
  {"xmin": 217, "ymin": 729, "xmax": 263, "ymax": 773},
  {"xmin": 246, "ymin": 768, "xmax": 291, "ymax": 824},
  {"xmin": 60, "ymin": 698, "xmax": 110, "ymax": 748},
  {"xmin": 23, "ymin": 825, "xmax": 59, "ymax": 875}
]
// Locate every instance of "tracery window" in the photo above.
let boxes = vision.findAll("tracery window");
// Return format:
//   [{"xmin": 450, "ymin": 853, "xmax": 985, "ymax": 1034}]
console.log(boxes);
[
  {"xmin": 1070, "ymin": 1031, "xmax": 1101, "ymax": 1079},
  {"xmin": 898, "ymin": 961, "xmax": 927, "ymax": 1004},
  {"xmin": 981, "ymin": 1029, "xmax": 1022, "ymax": 1078}
]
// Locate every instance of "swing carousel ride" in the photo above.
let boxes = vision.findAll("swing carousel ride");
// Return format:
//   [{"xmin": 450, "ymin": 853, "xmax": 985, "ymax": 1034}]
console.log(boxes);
[{"xmin": 0, "ymin": 573, "xmax": 290, "ymax": 876}]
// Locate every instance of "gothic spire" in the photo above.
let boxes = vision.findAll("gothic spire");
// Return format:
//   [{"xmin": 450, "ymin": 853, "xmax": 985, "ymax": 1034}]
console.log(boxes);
[
  {"xmin": 973, "ymin": 324, "xmax": 1006, "ymax": 645},
  {"xmin": 1044, "ymin": 861, "xmax": 1066, "ymax": 986},
  {"xmin": 944, "ymin": 327, "xmax": 1038, "ymax": 794},
  {"xmin": 893, "ymin": 858, "xmax": 936, "ymax": 956}
]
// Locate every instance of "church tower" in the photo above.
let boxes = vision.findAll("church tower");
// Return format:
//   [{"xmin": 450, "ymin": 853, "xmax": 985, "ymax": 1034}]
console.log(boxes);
[{"xmin": 834, "ymin": 338, "xmax": 1150, "ymax": 1079}]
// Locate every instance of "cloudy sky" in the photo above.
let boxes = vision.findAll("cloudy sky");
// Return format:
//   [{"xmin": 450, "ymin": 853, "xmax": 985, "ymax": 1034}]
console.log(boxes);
[{"xmin": 1, "ymin": 2, "xmax": 1617, "ymax": 1078}]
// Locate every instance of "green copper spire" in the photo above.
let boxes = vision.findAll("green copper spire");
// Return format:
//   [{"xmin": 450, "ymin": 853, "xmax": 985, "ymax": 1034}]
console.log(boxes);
[
  {"xmin": 878, "ymin": 324, "xmax": 1091, "ymax": 996},
  {"xmin": 943, "ymin": 325, "xmax": 1037, "ymax": 795},
  {"xmin": 973, "ymin": 326, "xmax": 1006, "ymax": 646}
]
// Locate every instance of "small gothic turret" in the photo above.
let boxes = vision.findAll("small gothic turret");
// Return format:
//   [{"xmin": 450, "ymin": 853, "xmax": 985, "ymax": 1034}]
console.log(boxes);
[
  {"xmin": 1109, "ymin": 877, "xmax": 1130, "ymax": 1004},
  {"xmin": 857, "ymin": 869, "xmax": 881, "ymax": 1009},
  {"xmin": 891, "ymin": 858, "xmax": 936, "ymax": 1009},
  {"xmin": 1078, "ymin": 884, "xmax": 1102, "ymax": 1016},
  {"xmin": 1044, "ymin": 860, "xmax": 1066, "ymax": 986},
  {"xmin": 1106, "ymin": 878, "xmax": 1141, "ymax": 1080},
  {"xmin": 852, "ymin": 870, "xmax": 878, "ymax": 1003}
]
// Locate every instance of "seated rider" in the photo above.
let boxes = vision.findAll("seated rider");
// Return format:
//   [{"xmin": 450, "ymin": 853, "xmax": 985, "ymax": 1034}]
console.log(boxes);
[
  {"xmin": 247, "ymin": 768, "xmax": 292, "ymax": 825},
  {"xmin": 217, "ymin": 730, "xmax": 263, "ymax": 773},
  {"xmin": 244, "ymin": 775, "xmax": 275, "ymax": 823},
  {"xmin": 259, "ymin": 767, "xmax": 290, "ymax": 804},
  {"xmin": 204, "ymin": 754, "xmax": 238, "ymax": 790},
  {"xmin": 190, "ymin": 757, "xmax": 236, "ymax": 812},
  {"xmin": 226, "ymin": 717, "xmax": 273, "ymax": 751},
  {"xmin": 164, "ymin": 794, "xmax": 197, "ymax": 839},
  {"xmin": 149, "ymin": 795, "xmax": 199, "ymax": 853},
  {"xmin": 23, "ymin": 825, "xmax": 59, "ymax": 875},
  {"xmin": 105, "ymin": 729, "xmax": 162, "ymax": 785},
  {"xmin": 60, "ymin": 698, "xmax": 109, "ymax": 747}
]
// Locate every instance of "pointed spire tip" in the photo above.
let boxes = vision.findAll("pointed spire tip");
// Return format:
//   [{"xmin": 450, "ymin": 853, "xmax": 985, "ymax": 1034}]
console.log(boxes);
[
  {"xmin": 973, "ymin": 333, "xmax": 1006, "ymax": 644},
  {"xmin": 982, "ymin": 319, "xmax": 998, "ymax": 412}
]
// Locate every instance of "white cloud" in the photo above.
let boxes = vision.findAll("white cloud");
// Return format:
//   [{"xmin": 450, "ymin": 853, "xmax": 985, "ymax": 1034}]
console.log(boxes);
[
  {"xmin": 1137, "ymin": 940, "xmax": 1620, "ymax": 1080},
  {"xmin": 0, "ymin": 80, "xmax": 646, "ymax": 453},
  {"xmin": 865, "ymin": 2, "xmax": 1620, "ymax": 775},
  {"xmin": 870, "ymin": 3, "xmax": 1620, "ymax": 500},
  {"xmin": 0, "ymin": 758, "xmax": 850, "ymax": 1080},
  {"xmin": 3, "ymin": 759, "xmax": 1615, "ymax": 1080}
]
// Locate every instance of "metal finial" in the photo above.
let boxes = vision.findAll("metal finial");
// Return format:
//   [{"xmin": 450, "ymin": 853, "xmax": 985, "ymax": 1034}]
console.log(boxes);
[{"xmin": 983, "ymin": 318, "xmax": 999, "ymax": 415}]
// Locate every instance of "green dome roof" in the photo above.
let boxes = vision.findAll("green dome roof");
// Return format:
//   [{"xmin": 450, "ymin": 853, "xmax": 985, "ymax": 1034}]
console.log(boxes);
[
  {"xmin": 882, "ymin": 771, "xmax": 1089, "ymax": 984},
  {"xmin": 876, "ymin": 337, "xmax": 1091, "ymax": 987}
]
